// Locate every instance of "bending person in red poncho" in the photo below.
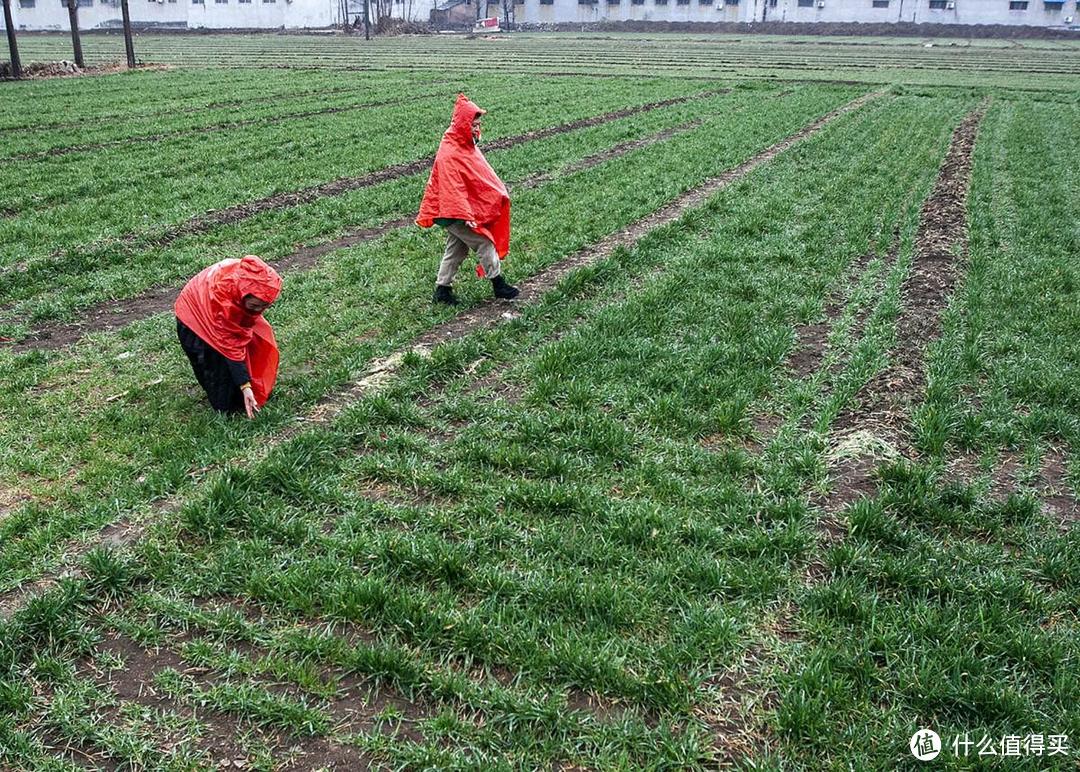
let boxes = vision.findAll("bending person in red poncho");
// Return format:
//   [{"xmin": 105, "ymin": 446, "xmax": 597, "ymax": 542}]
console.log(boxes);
[
  {"xmin": 417, "ymin": 93, "xmax": 519, "ymax": 305},
  {"xmin": 174, "ymin": 255, "xmax": 282, "ymax": 419}
]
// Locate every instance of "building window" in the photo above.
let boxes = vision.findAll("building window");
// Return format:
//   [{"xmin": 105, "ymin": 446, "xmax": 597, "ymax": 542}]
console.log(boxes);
[
  {"xmin": 769, "ymin": 0, "xmax": 777, "ymax": 6},
  {"xmin": 607, "ymin": 0, "xmax": 619, "ymax": 5},
  {"xmin": 928, "ymin": 0, "xmax": 946, "ymax": 7},
  {"xmin": 1008, "ymin": 0, "xmax": 1027, "ymax": 7},
  {"xmin": 872, "ymin": 0, "xmax": 889, "ymax": 5},
  {"xmin": 18, "ymin": 0, "xmax": 34, "ymax": 7},
  {"xmin": 655, "ymin": 0, "xmax": 667, "ymax": 5},
  {"xmin": 539, "ymin": 0, "xmax": 553, "ymax": 4},
  {"xmin": 700, "ymin": 0, "xmax": 712, "ymax": 5},
  {"xmin": 632, "ymin": 0, "xmax": 645, "ymax": 4},
  {"xmin": 577, "ymin": 0, "xmax": 596, "ymax": 4},
  {"xmin": 1043, "ymin": 0, "xmax": 1063, "ymax": 6},
  {"xmin": 797, "ymin": 0, "xmax": 814, "ymax": 5},
  {"xmin": 192, "ymin": 0, "xmax": 203, "ymax": 4}
]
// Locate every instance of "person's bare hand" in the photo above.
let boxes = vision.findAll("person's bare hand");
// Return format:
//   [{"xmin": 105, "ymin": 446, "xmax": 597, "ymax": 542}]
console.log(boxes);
[
  {"xmin": 465, "ymin": 220, "xmax": 478, "ymax": 229},
  {"xmin": 242, "ymin": 386, "xmax": 259, "ymax": 419}
]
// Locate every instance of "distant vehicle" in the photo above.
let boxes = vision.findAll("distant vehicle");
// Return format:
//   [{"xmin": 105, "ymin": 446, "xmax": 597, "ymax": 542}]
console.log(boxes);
[{"xmin": 474, "ymin": 16, "xmax": 501, "ymax": 32}]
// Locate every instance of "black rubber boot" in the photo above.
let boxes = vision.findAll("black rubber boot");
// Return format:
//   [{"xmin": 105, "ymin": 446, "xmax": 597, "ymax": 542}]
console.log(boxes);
[
  {"xmin": 433, "ymin": 284, "xmax": 459, "ymax": 305},
  {"xmin": 491, "ymin": 275, "xmax": 519, "ymax": 300}
]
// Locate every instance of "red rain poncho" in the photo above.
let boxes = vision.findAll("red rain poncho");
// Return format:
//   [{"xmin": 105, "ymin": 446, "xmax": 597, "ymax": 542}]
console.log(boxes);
[
  {"xmin": 174, "ymin": 255, "xmax": 282, "ymax": 406},
  {"xmin": 416, "ymin": 93, "xmax": 511, "ymax": 262}
]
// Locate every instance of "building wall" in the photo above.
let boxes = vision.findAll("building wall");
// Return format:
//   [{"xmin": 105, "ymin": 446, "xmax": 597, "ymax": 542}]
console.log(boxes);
[
  {"xmin": 4, "ymin": 0, "xmax": 1077, "ymax": 30},
  {"xmin": 514, "ymin": 0, "xmax": 1078, "ymax": 25},
  {"xmin": 1, "ymin": 0, "xmax": 340, "ymax": 30},
  {"xmin": 772, "ymin": 0, "xmax": 1076, "ymax": 25}
]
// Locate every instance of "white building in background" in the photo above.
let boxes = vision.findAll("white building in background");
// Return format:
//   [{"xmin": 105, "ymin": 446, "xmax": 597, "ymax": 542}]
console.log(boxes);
[
  {"xmin": 507, "ymin": 0, "xmax": 1078, "ymax": 27},
  {"xmin": 2, "ymin": 0, "xmax": 1076, "ymax": 31},
  {"xmin": 1, "ymin": 0, "xmax": 350, "ymax": 30}
]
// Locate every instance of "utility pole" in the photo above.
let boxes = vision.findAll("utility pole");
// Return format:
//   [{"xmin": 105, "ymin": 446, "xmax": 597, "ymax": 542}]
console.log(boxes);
[
  {"xmin": 66, "ymin": 0, "xmax": 84, "ymax": 68},
  {"xmin": 363, "ymin": 0, "xmax": 370, "ymax": 38},
  {"xmin": 2, "ymin": 0, "xmax": 21, "ymax": 78},
  {"xmin": 120, "ymin": 0, "xmax": 135, "ymax": 68}
]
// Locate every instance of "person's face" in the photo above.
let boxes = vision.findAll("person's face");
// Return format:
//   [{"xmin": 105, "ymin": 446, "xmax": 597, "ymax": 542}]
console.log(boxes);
[
  {"xmin": 471, "ymin": 115, "xmax": 482, "ymax": 142},
  {"xmin": 242, "ymin": 295, "xmax": 271, "ymax": 315}
]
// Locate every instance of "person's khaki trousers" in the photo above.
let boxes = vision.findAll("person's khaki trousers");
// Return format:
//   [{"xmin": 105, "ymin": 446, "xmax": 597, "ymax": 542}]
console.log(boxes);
[{"xmin": 436, "ymin": 221, "xmax": 501, "ymax": 285}]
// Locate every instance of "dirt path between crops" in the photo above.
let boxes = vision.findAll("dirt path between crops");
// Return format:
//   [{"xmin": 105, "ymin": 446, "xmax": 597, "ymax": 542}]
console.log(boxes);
[
  {"xmin": 5, "ymin": 116, "xmax": 709, "ymax": 354},
  {"xmin": 0, "ymin": 90, "xmax": 448, "ymax": 164},
  {"xmin": 0, "ymin": 90, "xmax": 879, "ymax": 623},
  {"xmin": 794, "ymin": 105, "xmax": 984, "ymax": 584}
]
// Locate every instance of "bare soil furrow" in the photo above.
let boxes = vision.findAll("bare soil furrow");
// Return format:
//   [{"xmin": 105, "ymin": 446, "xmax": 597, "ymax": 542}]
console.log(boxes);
[{"xmin": 805, "ymin": 106, "xmax": 985, "ymax": 575}]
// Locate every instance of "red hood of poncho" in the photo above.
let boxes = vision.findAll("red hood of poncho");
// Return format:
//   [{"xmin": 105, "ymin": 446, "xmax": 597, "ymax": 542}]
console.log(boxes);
[
  {"xmin": 416, "ymin": 94, "xmax": 511, "ymax": 258},
  {"xmin": 174, "ymin": 255, "xmax": 282, "ymax": 406}
]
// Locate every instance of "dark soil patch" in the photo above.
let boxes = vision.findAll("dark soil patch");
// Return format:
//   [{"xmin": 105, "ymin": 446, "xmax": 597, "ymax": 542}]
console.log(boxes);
[
  {"xmin": 1038, "ymin": 447, "xmax": 1079, "ymax": 527},
  {"xmin": 787, "ymin": 241, "xmax": 897, "ymax": 384},
  {"xmin": 87, "ymin": 632, "xmax": 285, "ymax": 766},
  {"xmin": 990, "ymin": 449, "xmax": 1023, "ymax": 502},
  {"xmin": 566, "ymin": 689, "xmax": 629, "ymax": 723},
  {"xmin": 278, "ymin": 736, "xmax": 374, "ymax": 771},
  {"xmin": 786, "ymin": 321, "xmax": 830, "ymax": 380},
  {"xmin": 700, "ymin": 642, "xmax": 778, "ymax": 765},
  {"xmin": 820, "ymin": 454, "xmax": 880, "ymax": 514},
  {"xmin": 327, "ymin": 673, "xmax": 427, "ymax": 741}
]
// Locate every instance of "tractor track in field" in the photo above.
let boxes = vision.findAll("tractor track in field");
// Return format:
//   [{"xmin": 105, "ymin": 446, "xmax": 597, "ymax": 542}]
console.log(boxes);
[
  {"xmin": 0, "ymin": 90, "xmax": 449, "ymax": 164},
  {"xmin": 3, "ymin": 114, "xmax": 713, "ymax": 353},
  {"xmin": 0, "ymin": 90, "xmax": 880, "ymax": 624},
  {"xmin": 799, "ymin": 105, "xmax": 985, "ymax": 584},
  {"xmin": 0, "ymin": 90, "xmax": 723, "ymax": 296}
]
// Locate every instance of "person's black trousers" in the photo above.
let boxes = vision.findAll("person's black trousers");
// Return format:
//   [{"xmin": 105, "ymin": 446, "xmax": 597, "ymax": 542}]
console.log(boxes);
[{"xmin": 176, "ymin": 319, "xmax": 245, "ymax": 414}]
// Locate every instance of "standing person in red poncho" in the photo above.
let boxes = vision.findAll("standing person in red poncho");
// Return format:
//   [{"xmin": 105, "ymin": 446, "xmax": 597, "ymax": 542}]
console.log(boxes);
[
  {"xmin": 417, "ymin": 93, "xmax": 519, "ymax": 305},
  {"xmin": 174, "ymin": 255, "xmax": 282, "ymax": 419}
]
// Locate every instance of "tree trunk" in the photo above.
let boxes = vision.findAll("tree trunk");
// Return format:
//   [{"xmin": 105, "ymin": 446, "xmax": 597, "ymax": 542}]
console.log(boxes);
[
  {"xmin": 66, "ymin": 0, "xmax": 84, "ymax": 68},
  {"xmin": 120, "ymin": 0, "xmax": 135, "ymax": 68},
  {"xmin": 2, "ymin": 0, "xmax": 21, "ymax": 79}
]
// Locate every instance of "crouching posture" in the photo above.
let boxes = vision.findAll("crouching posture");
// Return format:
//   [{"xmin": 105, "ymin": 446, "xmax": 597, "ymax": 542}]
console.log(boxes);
[
  {"xmin": 416, "ymin": 93, "xmax": 519, "ymax": 305},
  {"xmin": 174, "ymin": 255, "xmax": 282, "ymax": 419}
]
